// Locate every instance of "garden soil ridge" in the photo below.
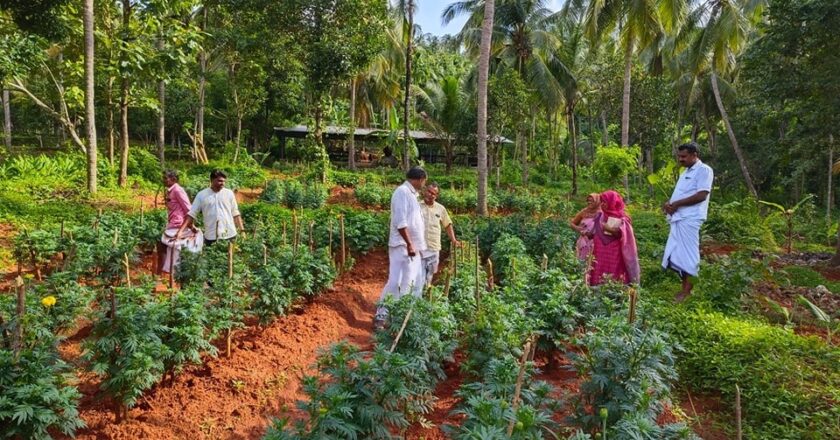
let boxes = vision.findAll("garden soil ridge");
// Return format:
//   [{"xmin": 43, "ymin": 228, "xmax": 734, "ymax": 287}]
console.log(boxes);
[{"xmin": 60, "ymin": 249, "xmax": 388, "ymax": 440}]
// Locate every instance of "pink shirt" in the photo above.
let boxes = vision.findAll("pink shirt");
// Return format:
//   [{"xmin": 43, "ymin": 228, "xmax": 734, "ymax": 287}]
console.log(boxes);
[{"xmin": 165, "ymin": 183, "xmax": 191, "ymax": 230}]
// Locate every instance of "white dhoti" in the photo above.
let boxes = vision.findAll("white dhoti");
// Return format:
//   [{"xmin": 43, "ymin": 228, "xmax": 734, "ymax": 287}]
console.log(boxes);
[
  {"xmin": 377, "ymin": 246, "xmax": 423, "ymax": 319},
  {"xmin": 662, "ymin": 219, "xmax": 703, "ymax": 277},
  {"xmin": 420, "ymin": 250, "xmax": 440, "ymax": 288},
  {"xmin": 161, "ymin": 228, "xmax": 204, "ymax": 273}
]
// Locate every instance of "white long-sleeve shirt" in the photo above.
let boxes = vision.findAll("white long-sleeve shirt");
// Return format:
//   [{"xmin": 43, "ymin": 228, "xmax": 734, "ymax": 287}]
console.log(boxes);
[
  {"xmin": 188, "ymin": 187, "xmax": 240, "ymax": 240},
  {"xmin": 388, "ymin": 181, "xmax": 426, "ymax": 250}
]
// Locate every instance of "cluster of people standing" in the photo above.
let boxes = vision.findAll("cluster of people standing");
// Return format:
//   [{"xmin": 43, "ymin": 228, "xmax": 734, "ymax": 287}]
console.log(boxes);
[
  {"xmin": 160, "ymin": 142, "xmax": 712, "ymax": 322},
  {"xmin": 570, "ymin": 142, "xmax": 713, "ymax": 301},
  {"xmin": 158, "ymin": 169, "xmax": 245, "ymax": 276}
]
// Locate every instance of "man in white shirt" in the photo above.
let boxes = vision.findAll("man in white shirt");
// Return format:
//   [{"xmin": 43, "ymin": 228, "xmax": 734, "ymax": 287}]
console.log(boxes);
[
  {"xmin": 172, "ymin": 169, "xmax": 244, "ymax": 246},
  {"xmin": 420, "ymin": 183, "xmax": 460, "ymax": 287},
  {"xmin": 375, "ymin": 166, "xmax": 427, "ymax": 327},
  {"xmin": 662, "ymin": 142, "xmax": 714, "ymax": 302}
]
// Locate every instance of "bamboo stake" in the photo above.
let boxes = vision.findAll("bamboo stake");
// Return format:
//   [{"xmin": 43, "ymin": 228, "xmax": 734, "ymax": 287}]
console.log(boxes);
[
  {"xmin": 60, "ymin": 219, "xmax": 65, "ymax": 238},
  {"xmin": 113, "ymin": 228, "xmax": 119, "ymax": 246},
  {"xmin": 140, "ymin": 201, "xmax": 144, "ymax": 226},
  {"xmin": 110, "ymin": 288, "xmax": 117, "ymax": 323},
  {"xmin": 263, "ymin": 243, "xmax": 268, "ymax": 265},
  {"xmin": 309, "ymin": 221, "xmax": 314, "ymax": 252},
  {"xmin": 451, "ymin": 240, "xmax": 457, "ymax": 277},
  {"xmin": 327, "ymin": 220, "xmax": 333, "ymax": 260},
  {"xmin": 474, "ymin": 239, "xmax": 481, "ymax": 310},
  {"xmin": 443, "ymin": 271, "xmax": 452, "ymax": 297},
  {"xmin": 124, "ymin": 253, "xmax": 131, "ymax": 288},
  {"xmin": 487, "ymin": 259, "xmax": 495, "ymax": 290},
  {"xmin": 339, "ymin": 214, "xmax": 346, "ymax": 272},
  {"xmin": 168, "ymin": 246, "xmax": 175, "ymax": 289},
  {"xmin": 628, "ymin": 288, "xmax": 637, "ymax": 324},
  {"xmin": 228, "ymin": 241, "xmax": 234, "ymax": 279},
  {"xmin": 389, "ymin": 307, "xmax": 414, "ymax": 353},
  {"xmin": 735, "ymin": 384, "xmax": 742, "ymax": 440},
  {"xmin": 542, "ymin": 253, "xmax": 548, "ymax": 271},
  {"xmin": 282, "ymin": 220, "xmax": 287, "ymax": 246},
  {"xmin": 13, "ymin": 276, "xmax": 24, "ymax": 361},
  {"xmin": 226, "ymin": 328, "xmax": 233, "ymax": 358},
  {"xmin": 507, "ymin": 338, "xmax": 533, "ymax": 436}
]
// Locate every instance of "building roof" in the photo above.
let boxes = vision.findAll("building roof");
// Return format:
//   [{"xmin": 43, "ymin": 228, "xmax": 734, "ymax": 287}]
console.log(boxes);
[{"xmin": 274, "ymin": 125, "xmax": 513, "ymax": 144}]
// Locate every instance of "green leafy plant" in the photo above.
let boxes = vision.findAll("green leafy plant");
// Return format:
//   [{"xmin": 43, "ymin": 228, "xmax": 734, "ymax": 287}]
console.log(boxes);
[
  {"xmin": 569, "ymin": 316, "xmax": 682, "ymax": 436},
  {"xmin": 0, "ymin": 347, "xmax": 85, "ymax": 439},
  {"xmin": 759, "ymin": 194, "xmax": 815, "ymax": 253},
  {"xmin": 83, "ymin": 287, "xmax": 171, "ymax": 421}
]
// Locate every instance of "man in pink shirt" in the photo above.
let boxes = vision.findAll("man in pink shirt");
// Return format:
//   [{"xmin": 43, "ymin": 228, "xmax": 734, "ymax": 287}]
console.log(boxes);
[{"xmin": 160, "ymin": 170, "xmax": 202, "ymax": 274}]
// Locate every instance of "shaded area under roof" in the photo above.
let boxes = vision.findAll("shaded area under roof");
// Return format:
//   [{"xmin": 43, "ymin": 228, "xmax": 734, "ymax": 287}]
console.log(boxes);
[{"xmin": 273, "ymin": 125, "xmax": 513, "ymax": 143}]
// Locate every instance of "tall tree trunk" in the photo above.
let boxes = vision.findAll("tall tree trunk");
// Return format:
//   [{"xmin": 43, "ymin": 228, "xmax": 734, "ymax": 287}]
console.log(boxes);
[
  {"xmin": 710, "ymin": 71, "xmax": 758, "ymax": 198},
  {"xmin": 118, "ymin": 0, "xmax": 131, "ymax": 188},
  {"xmin": 402, "ymin": 0, "xmax": 414, "ymax": 171},
  {"xmin": 621, "ymin": 40, "xmax": 633, "ymax": 147},
  {"xmin": 828, "ymin": 134, "xmax": 834, "ymax": 222},
  {"xmin": 569, "ymin": 106, "xmax": 578, "ymax": 195},
  {"xmin": 348, "ymin": 78, "xmax": 356, "ymax": 170},
  {"xmin": 84, "ymin": 0, "xmax": 97, "ymax": 194},
  {"xmin": 2, "ymin": 88, "xmax": 11, "ymax": 150},
  {"xmin": 157, "ymin": 78, "xmax": 166, "ymax": 165},
  {"xmin": 475, "ymin": 0, "xmax": 495, "ymax": 216},
  {"xmin": 195, "ymin": 6, "xmax": 209, "ymax": 164},
  {"xmin": 600, "ymin": 110, "xmax": 608, "ymax": 146},
  {"xmin": 107, "ymin": 78, "xmax": 115, "ymax": 166}
]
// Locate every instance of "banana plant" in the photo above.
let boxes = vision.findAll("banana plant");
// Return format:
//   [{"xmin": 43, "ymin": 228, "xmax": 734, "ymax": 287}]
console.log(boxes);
[
  {"xmin": 759, "ymin": 194, "xmax": 815, "ymax": 253},
  {"xmin": 796, "ymin": 295, "xmax": 834, "ymax": 344}
]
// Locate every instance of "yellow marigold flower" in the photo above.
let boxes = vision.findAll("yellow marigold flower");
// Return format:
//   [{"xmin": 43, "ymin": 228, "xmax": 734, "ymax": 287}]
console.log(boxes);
[{"xmin": 41, "ymin": 296, "xmax": 57, "ymax": 308}]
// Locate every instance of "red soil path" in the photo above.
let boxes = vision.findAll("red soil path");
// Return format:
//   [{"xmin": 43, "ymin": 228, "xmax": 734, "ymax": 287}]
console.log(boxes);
[{"xmin": 62, "ymin": 249, "xmax": 388, "ymax": 440}]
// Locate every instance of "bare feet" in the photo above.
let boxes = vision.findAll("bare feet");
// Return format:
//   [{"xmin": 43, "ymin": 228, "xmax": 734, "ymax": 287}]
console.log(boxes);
[{"xmin": 675, "ymin": 291, "xmax": 690, "ymax": 303}]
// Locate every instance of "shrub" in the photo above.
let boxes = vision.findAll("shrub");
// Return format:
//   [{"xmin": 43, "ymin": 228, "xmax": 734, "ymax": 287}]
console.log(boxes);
[
  {"xmin": 592, "ymin": 144, "xmax": 640, "ymax": 186},
  {"xmin": 569, "ymin": 316, "xmax": 688, "ymax": 438},
  {"xmin": 704, "ymin": 200, "xmax": 777, "ymax": 249},
  {"xmin": 659, "ymin": 308, "xmax": 840, "ymax": 439},
  {"xmin": 0, "ymin": 347, "xmax": 85, "ymax": 439}
]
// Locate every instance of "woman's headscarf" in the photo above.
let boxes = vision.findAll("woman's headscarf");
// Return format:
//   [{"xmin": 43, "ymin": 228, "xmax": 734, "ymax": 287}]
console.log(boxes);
[
  {"xmin": 600, "ymin": 190, "xmax": 630, "ymax": 220},
  {"xmin": 576, "ymin": 193, "xmax": 601, "ymax": 218}
]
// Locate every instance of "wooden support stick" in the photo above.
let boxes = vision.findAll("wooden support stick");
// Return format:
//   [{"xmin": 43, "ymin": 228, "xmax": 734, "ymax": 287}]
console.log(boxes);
[
  {"xmin": 542, "ymin": 253, "xmax": 548, "ymax": 271},
  {"xmin": 474, "ymin": 239, "xmax": 481, "ymax": 309},
  {"xmin": 110, "ymin": 288, "xmax": 117, "ymax": 323},
  {"xmin": 507, "ymin": 338, "xmax": 533, "ymax": 436},
  {"xmin": 140, "ymin": 201, "xmax": 144, "ymax": 226},
  {"xmin": 124, "ymin": 253, "xmax": 131, "ymax": 288},
  {"xmin": 328, "ymin": 220, "xmax": 333, "ymax": 260},
  {"xmin": 228, "ymin": 241, "xmax": 234, "ymax": 279},
  {"xmin": 263, "ymin": 243, "xmax": 268, "ymax": 265},
  {"xmin": 339, "ymin": 214, "xmax": 346, "ymax": 272},
  {"xmin": 451, "ymin": 241, "xmax": 457, "ymax": 277},
  {"xmin": 487, "ymin": 259, "xmax": 495, "ymax": 290},
  {"xmin": 443, "ymin": 270, "xmax": 452, "ymax": 298},
  {"xmin": 389, "ymin": 307, "xmax": 414, "ymax": 353},
  {"xmin": 309, "ymin": 221, "xmax": 314, "ymax": 252},
  {"xmin": 735, "ymin": 384, "xmax": 742, "ymax": 440},
  {"xmin": 226, "ymin": 329, "xmax": 234, "ymax": 358},
  {"xmin": 13, "ymin": 276, "xmax": 25, "ymax": 360},
  {"xmin": 282, "ymin": 220, "xmax": 287, "ymax": 246},
  {"xmin": 168, "ymin": 246, "xmax": 175, "ymax": 289},
  {"xmin": 628, "ymin": 288, "xmax": 638, "ymax": 324},
  {"xmin": 60, "ymin": 219, "xmax": 65, "ymax": 238}
]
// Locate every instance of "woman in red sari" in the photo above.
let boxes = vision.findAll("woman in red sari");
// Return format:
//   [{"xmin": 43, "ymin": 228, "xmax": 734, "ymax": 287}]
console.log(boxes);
[{"xmin": 589, "ymin": 190, "xmax": 640, "ymax": 285}]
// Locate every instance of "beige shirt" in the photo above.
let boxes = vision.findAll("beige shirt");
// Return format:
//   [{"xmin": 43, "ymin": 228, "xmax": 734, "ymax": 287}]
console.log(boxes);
[{"xmin": 421, "ymin": 201, "xmax": 452, "ymax": 253}]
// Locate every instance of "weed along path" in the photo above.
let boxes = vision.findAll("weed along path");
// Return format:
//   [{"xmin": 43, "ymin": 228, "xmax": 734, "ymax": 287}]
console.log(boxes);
[{"xmin": 66, "ymin": 249, "xmax": 388, "ymax": 440}]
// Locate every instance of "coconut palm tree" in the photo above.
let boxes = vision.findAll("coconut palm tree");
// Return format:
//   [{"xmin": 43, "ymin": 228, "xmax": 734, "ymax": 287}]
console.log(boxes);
[
  {"xmin": 577, "ymin": 0, "xmax": 680, "ymax": 149},
  {"xmin": 83, "ymin": 0, "xmax": 97, "ymax": 193},
  {"xmin": 476, "ymin": 0, "xmax": 495, "ymax": 216},
  {"xmin": 417, "ymin": 76, "xmax": 467, "ymax": 172},
  {"xmin": 444, "ymin": 0, "xmax": 570, "ymax": 184},
  {"xmin": 682, "ymin": 0, "xmax": 763, "ymax": 198}
]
